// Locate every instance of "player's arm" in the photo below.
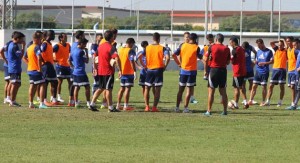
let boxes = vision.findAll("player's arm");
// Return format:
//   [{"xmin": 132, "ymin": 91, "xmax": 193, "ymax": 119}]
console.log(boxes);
[
  {"xmin": 53, "ymin": 44, "xmax": 59, "ymax": 62},
  {"xmin": 163, "ymin": 47, "xmax": 170, "ymax": 70},
  {"xmin": 230, "ymin": 48, "xmax": 237, "ymax": 64},
  {"xmin": 172, "ymin": 46, "xmax": 181, "ymax": 67},
  {"xmin": 68, "ymin": 55, "xmax": 74, "ymax": 68},
  {"xmin": 111, "ymin": 46, "xmax": 121, "ymax": 73},
  {"xmin": 203, "ymin": 47, "xmax": 211, "ymax": 76},
  {"xmin": 84, "ymin": 48, "xmax": 89, "ymax": 63},
  {"xmin": 226, "ymin": 47, "xmax": 231, "ymax": 65},
  {"xmin": 270, "ymin": 41, "xmax": 279, "ymax": 50},
  {"xmin": 129, "ymin": 50, "xmax": 137, "ymax": 72},
  {"xmin": 19, "ymin": 40, "xmax": 26, "ymax": 59},
  {"xmin": 139, "ymin": 51, "xmax": 147, "ymax": 68},
  {"xmin": 22, "ymin": 52, "xmax": 29, "ymax": 64},
  {"xmin": 0, "ymin": 47, "xmax": 8, "ymax": 64}
]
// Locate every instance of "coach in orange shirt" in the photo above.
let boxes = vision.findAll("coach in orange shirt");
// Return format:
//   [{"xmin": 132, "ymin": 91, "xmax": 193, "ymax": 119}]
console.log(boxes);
[
  {"xmin": 172, "ymin": 33, "xmax": 201, "ymax": 113},
  {"xmin": 142, "ymin": 32, "xmax": 170, "ymax": 112}
]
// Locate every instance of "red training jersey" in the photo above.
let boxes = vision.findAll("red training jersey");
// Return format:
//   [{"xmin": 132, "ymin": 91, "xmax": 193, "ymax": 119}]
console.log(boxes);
[
  {"xmin": 97, "ymin": 42, "xmax": 118, "ymax": 75},
  {"xmin": 231, "ymin": 46, "xmax": 247, "ymax": 77},
  {"xmin": 208, "ymin": 44, "xmax": 230, "ymax": 68}
]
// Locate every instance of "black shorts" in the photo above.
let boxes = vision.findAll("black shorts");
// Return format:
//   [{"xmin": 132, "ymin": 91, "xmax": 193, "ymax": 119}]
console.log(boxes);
[
  {"xmin": 232, "ymin": 76, "xmax": 245, "ymax": 88},
  {"xmin": 145, "ymin": 68, "xmax": 164, "ymax": 87},
  {"xmin": 4, "ymin": 66, "xmax": 10, "ymax": 81},
  {"xmin": 139, "ymin": 73, "xmax": 146, "ymax": 86},
  {"xmin": 56, "ymin": 66, "xmax": 71, "ymax": 79},
  {"xmin": 29, "ymin": 72, "xmax": 45, "ymax": 85},
  {"xmin": 120, "ymin": 75, "xmax": 134, "ymax": 87},
  {"xmin": 42, "ymin": 62, "xmax": 57, "ymax": 81},
  {"xmin": 208, "ymin": 68, "xmax": 227, "ymax": 88},
  {"xmin": 72, "ymin": 74, "xmax": 90, "ymax": 86},
  {"xmin": 97, "ymin": 75, "xmax": 114, "ymax": 90},
  {"xmin": 244, "ymin": 71, "xmax": 254, "ymax": 81},
  {"xmin": 9, "ymin": 73, "xmax": 21, "ymax": 84},
  {"xmin": 179, "ymin": 74, "xmax": 197, "ymax": 87}
]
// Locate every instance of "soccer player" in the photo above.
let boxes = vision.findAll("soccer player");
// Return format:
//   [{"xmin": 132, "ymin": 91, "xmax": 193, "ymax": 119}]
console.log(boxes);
[
  {"xmin": 116, "ymin": 38, "xmax": 136, "ymax": 111},
  {"xmin": 248, "ymin": 39, "xmax": 273, "ymax": 106},
  {"xmin": 53, "ymin": 32, "xmax": 72, "ymax": 103},
  {"xmin": 203, "ymin": 33, "xmax": 230, "ymax": 116},
  {"xmin": 228, "ymin": 36, "xmax": 248, "ymax": 109},
  {"xmin": 264, "ymin": 40, "xmax": 287, "ymax": 107},
  {"xmin": 172, "ymin": 33, "xmax": 201, "ymax": 113},
  {"xmin": 91, "ymin": 34, "xmax": 103, "ymax": 95},
  {"xmin": 23, "ymin": 32, "xmax": 47, "ymax": 109},
  {"xmin": 286, "ymin": 39, "xmax": 300, "ymax": 110},
  {"xmin": 202, "ymin": 34, "xmax": 214, "ymax": 80},
  {"xmin": 89, "ymin": 30, "xmax": 121, "ymax": 112},
  {"xmin": 7, "ymin": 31, "xmax": 25, "ymax": 107},
  {"xmin": 286, "ymin": 36, "xmax": 298, "ymax": 106},
  {"xmin": 143, "ymin": 32, "xmax": 170, "ymax": 112},
  {"xmin": 69, "ymin": 38, "xmax": 90, "ymax": 108},
  {"xmin": 41, "ymin": 30, "xmax": 59, "ymax": 106},
  {"xmin": 0, "ymin": 32, "xmax": 15, "ymax": 104},
  {"xmin": 241, "ymin": 41, "xmax": 257, "ymax": 105}
]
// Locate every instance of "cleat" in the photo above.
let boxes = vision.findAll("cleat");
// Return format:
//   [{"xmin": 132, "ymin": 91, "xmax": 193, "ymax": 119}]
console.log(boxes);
[
  {"xmin": 182, "ymin": 108, "xmax": 190, "ymax": 113},
  {"xmin": 296, "ymin": 106, "xmax": 300, "ymax": 110},
  {"xmin": 151, "ymin": 107, "xmax": 159, "ymax": 112},
  {"xmin": 203, "ymin": 111, "xmax": 212, "ymax": 116},
  {"xmin": 44, "ymin": 101, "xmax": 53, "ymax": 107},
  {"xmin": 123, "ymin": 106, "xmax": 134, "ymax": 111},
  {"xmin": 39, "ymin": 104, "xmax": 48, "ymax": 109},
  {"xmin": 108, "ymin": 108, "xmax": 120, "ymax": 112},
  {"xmin": 190, "ymin": 99, "xmax": 198, "ymax": 104},
  {"xmin": 144, "ymin": 106, "xmax": 150, "ymax": 112},
  {"xmin": 29, "ymin": 104, "xmax": 37, "ymax": 109},
  {"xmin": 89, "ymin": 105, "xmax": 99, "ymax": 112},
  {"xmin": 221, "ymin": 111, "xmax": 228, "ymax": 115},
  {"xmin": 285, "ymin": 105, "xmax": 296, "ymax": 110},
  {"xmin": 276, "ymin": 103, "xmax": 282, "ymax": 107},
  {"xmin": 68, "ymin": 103, "xmax": 75, "ymax": 107},
  {"xmin": 100, "ymin": 105, "xmax": 108, "ymax": 109},
  {"xmin": 243, "ymin": 103, "xmax": 249, "ymax": 109},
  {"xmin": 9, "ymin": 102, "xmax": 21, "ymax": 107},
  {"xmin": 174, "ymin": 108, "xmax": 180, "ymax": 113},
  {"xmin": 260, "ymin": 102, "xmax": 270, "ymax": 107},
  {"xmin": 57, "ymin": 98, "xmax": 65, "ymax": 103},
  {"xmin": 252, "ymin": 100, "xmax": 258, "ymax": 104},
  {"xmin": 51, "ymin": 101, "xmax": 62, "ymax": 106}
]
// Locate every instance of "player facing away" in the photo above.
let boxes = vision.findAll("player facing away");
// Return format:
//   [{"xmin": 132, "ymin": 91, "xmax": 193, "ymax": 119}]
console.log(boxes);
[
  {"xmin": 286, "ymin": 36, "xmax": 298, "ymax": 106},
  {"xmin": 116, "ymin": 38, "xmax": 137, "ymax": 111},
  {"xmin": 89, "ymin": 30, "xmax": 122, "ymax": 112},
  {"xmin": 69, "ymin": 38, "xmax": 90, "ymax": 108},
  {"xmin": 53, "ymin": 33, "xmax": 72, "ymax": 103},
  {"xmin": 241, "ymin": 41, "xmax": 258, "ymax": 105},
  {"xmin": 0, "ymin": 32, "xmax": 15, "ymax": 104},
  {"xmin": 172, "ymin": 33, "xmax": 201, "ymax": 113},
  {"xmin": 228, "ymin": 36, "xmax": 248, "ymax": 109},
  {"xmin": 41, "ymin": 30, "xmax": 59, "ymax": 106},
  {"xmin": 203, "ymin": 33, "xmax": 230, "ymax": 116},
  {"xmin": 23, "ymin": 32, "xmax": 47, "ymax": 109},
  {"xmin": 264, "ymin": 40, "xmax": 287, "ymax": 107},
  {"xmin": 286, "ymin": 39, "xmax": 300, "ymax": 110},
  {"xmin": 91, "ymin": 34, "xmax": 103, "ymax": 95},
  {"xmin": 7, "ymin": 32, "xmax": 25, "ymax": 107},
  {"xmin": 143, "ymin": 32, "xmax": 170, "ymax": 112},
  {"xmin": 202, "ymin": 34, "xmax": 214, "ymax": 80},
  {"xmin": 248, "ymin": 39, "xmax": 274, "ymax": 106}
]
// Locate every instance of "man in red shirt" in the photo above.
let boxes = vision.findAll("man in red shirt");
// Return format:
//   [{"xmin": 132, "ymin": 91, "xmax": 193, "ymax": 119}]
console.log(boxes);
[
  {"xmin": 203, "ymin": 33, "xmax": 230, "ymax": 116},
  {"xmin": 228, "ymin": 36, "xmax": 248, "ymax": 109},
  {"xmin": 89, "ymin": 30, "xmax": 121, "ymax": 112}
]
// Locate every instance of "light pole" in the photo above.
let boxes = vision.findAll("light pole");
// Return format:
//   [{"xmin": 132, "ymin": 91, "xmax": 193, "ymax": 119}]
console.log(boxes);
[
  {"xmin": 71, "ymin": 0, "xmax": 74, "ymax": 43},
  {"xmin": 204, "ymin": 0, "xmax": 208, "ymax": 44},
  {"xmin": 136, "ymin": 1, "xmax": 140, "ymax": 42},
  {"xmin": 270, "ymin": 0, "xmax": 274, "ymax": 32},
  {"xmin": 209, "ymin": 0, "xmax": 212, "ymax": 32},
  {"xmin": 278, "ymin": 0, "xmax": 281, "ymax": 39},
  {"xmin": 240, "ymin": 0, "xmax": 245, "ymax": 44},
  {"xmin": 102, "ymin": 0, "xmax": 106, "ymax": 34},
  {"xmin": 33, "ymin": 0, "xmax": 44, "ymax": 30},
  {"xmin": 171, "ymin": 0, "xmax": 174, "ymax": 42}
]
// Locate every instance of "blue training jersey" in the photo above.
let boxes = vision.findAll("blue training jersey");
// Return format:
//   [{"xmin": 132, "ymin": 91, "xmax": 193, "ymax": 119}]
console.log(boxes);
[
  {"xmin": 256, "ymin": 48, "xmax": 273, "ymax": 74},
  {"xmin": 137, "ymin": 50, "xmax": 147, "ymax": 75},
  {"xmin": 2, "ymin": 40, "xmax": 13, "ymax": 67},
  {"xmin": 69, "ymin": 47, "xmax": 87, "ymax": 76},
  {"xmin": 245, "ymin": 45, "xmax": 254, "ymax": 73},
  {"xmin": 295, "ymin": 50, "xmax": 300, "ymax": 76},
  {"xmin": 7, "ymin": 42, "xmax": 22, "ymax": 73}
]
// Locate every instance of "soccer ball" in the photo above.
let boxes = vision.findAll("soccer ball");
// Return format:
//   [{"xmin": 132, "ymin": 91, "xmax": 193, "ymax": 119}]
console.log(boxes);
[
  {"xmin": 227, "ymin": 100, "xmax": 235, "ymax": 109},
  {"xmin": 110, "ymin": 58, "xmax": 116, "ymax": 67}
]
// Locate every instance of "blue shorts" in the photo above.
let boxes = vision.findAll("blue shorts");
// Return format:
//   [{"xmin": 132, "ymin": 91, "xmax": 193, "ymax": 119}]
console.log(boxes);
[
  {"xmin": 9, "ymin": 73, "xmax": 21, "ymax": 84},
  {"xmin": 253, "ymin": 71, "xmax": 269, "ymax": 85},
  {"xmin": 56, "ymin": 66, "xmax": 71, "ymax": 79},
  {"xmin": 42, "ymin": 62, "xmax": 57, "ymax": 81},
  {"xmin": 120, "ymin": 75, "xmax": 134, "ymax": 87},
  {"xmin": 72, "ymin": 75, "xmax": 90, "ymax": 86},
  {"xmin": 179, "ymin": 74, "xmax": 197, "ymax": 87},
  {"xmin": 288, "ymin": 72, "xmax": 296, "ymax": 87},
  {"xmin": 270, "ymin": 69, "xmax": 286, "ymax": 84},
  {"xmin": 139, "ymin": 73, "xmax": 146, "ymax": 86},
  {"xmin": 145, "ymin": 68, "xmax": 164, "ymax": 87},
  {"xmin": 4, "ymin": 66, "xmax": 10, "ymax": 81},
  {"xmin": 29, "ymin": 72, "xmax": 45, "ymax": 85},
  {"xmin": 244, "ymin": 71, "xmax": 254, "ymax": 81}
]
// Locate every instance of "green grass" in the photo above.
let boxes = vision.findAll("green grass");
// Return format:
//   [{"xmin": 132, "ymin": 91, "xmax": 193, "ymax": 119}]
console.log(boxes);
[{"xmin": 1, "ymin": 71, "xmax": 300, "ymax": 162}]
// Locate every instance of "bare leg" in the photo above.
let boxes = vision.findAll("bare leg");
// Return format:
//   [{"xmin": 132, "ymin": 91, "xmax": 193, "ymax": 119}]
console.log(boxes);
[
  {"xmin": 279, "ymin": 84, "xmax": 285, "ymax": 100},
  {"xmin": 207, "ymin": 87, "xmax": 215, "ymax": 112},
  {"xmin": 29, "ymin": 84, "xmax": 37, "ymax": 103},
  {"xmin": 117, "ymin": 87, "xmax": 125, "ymax": 107},
  {"xmin": 176, "ymin": 86, "xmax": 185, "ymax": 108},
  {"xmin": 124, "ymin": 87, "xmax": 131, "ymax": 104},
  {"xmin": 144, "ymin": 86, "xmax": 150, "ymax": 107},
  {"xmin": 184, "ymin": 86, "xmax": 193, "ymax": 108},
  {"xmin": 262, "ymin": 85, "xmax": 267, "ymax": 102},
  {"xmin": 219, "ymin": 87, "xmax": 228, "ymax": 112},
  {"xmin": 153, "ymin": 86, "xmax": 161, "ymax": 107},
  {"xmin": 10, "ymin": 83, "xmax": 21, "ymax": 102},
  {"xmin": 249, "ymin": 84, "xmax": 258, "ymax": 101},
  {"xmin": 85, "ymin": 85, "xmax": 90, "ymax": 102}
]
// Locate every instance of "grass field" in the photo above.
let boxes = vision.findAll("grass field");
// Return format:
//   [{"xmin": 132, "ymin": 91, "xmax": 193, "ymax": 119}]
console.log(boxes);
[{"xmin": 1, "ymin": 71, "xmax": 300, "ymax": 162}]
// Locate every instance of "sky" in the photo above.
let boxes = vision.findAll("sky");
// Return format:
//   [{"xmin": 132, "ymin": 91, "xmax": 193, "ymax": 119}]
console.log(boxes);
[{"xmin": 19, "ymin": 0, "xmax": 300, "ymax": 11}]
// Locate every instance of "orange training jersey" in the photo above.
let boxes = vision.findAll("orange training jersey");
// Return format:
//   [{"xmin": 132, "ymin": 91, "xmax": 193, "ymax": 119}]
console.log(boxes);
[
  {"xmin": 179, "ymin": 43, "xmax": 199, "ymax": 71},
  {"xmin": 119, "ymin": 47, "xmax": 135, "ymax": 75},
  {"xmin": 287, "ymin": 48, "xmax": 296, "ymax": 72},
  {"xmin": 27, "ymin": 44, "xmax": 40, "ymax": 71},
  {"xmin": 146, "ymin": 44, "xmax": 165, "ymax": 69},
  {"xmin": 273, "ymin": 48, "xmax": 287, "ymax": 69},
  {"xmin": 41, "ymin": 41, "xmax": 54, "ymax": 64},
  {"xmin": 55, "ymin": 43, "xmax": 71, "ymax": 67},
  {"xmin": 100, "ymin": 38, "xmax": 117, "ymax": 47}
]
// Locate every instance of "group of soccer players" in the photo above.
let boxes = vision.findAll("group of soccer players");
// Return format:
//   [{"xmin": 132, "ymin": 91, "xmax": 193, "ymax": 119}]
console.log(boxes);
[{"xmin": 2, "ymin": 28, "xmax": 300, "ymax": 115}]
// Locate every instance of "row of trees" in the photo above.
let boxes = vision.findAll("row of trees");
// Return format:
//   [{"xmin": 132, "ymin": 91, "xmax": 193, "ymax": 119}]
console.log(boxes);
[{"xmin": 14, "ymin": 12, "xmax": 299, "ymax": 32}]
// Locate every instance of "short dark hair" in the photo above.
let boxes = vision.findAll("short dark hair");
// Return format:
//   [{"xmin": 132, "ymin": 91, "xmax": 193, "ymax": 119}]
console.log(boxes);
[
  {"xmin": 58, "ymin": 32, "xmax": 66, "ymax": 41},
  {"xmin": 13, "ymin": 31, "xmax": 25, "ymax": 39},
  {"xmin": 11, "ymin": 31, "xmax": 18, "ymax": 38},
  {"xmin": 216, "ymin": 33, "xmax": 224, "ymax": 43},
  {"xmin": 126, "ymin": 38, "xmax": 135, "ymax": 44},
  {"xmin": 78, "ymin": 38, "xmax": 89, "ymax": 44},
  {"xmin": 286, "ymin": 36, "xmax": 294, "ymax": 41},
  {"xmin": 189, "ymin": 33, "xmax": 198, "ymax": 43},
  {"xmin": 184, "ymin": 31, "xmax": 190, "ymax": 35},
  {"xmin": 32, "ymin": 31, "xmax": 42, "ymax": 39},
  {"xmin": 206, "ymin": 34, "xmax": 214, "ymax": 39},
  {"xmin": 104, "ymin": 30, "xmax": 113, "ymax": 41},
  {"xmin": 230, "ymin": 36, "xmax": 239, "ymax": 45},
  {"xmin": 47, "ymin": 30, "xmax": 55, "ymax": 37},
  {"xmin": 294, "ymin": 38, "xmax": 300, "ymax": 44},
  {"xmin": 279, "ymin": 40, "xmax": 285, "ymax": 45},
  {"xmin": 242, "ymin": 41, "xmax": 250, "ymax": 49},
  {"xmin": 75, "ymin": 30, "xmax": 84, "ymax": 39},
  {"xmin": 256, "ymin": 38, "xmax": 264, "ymax": 44},
  {"xmin": 111, "ymin": 28, "xmax": 118, "ymax": 35},
  {"xmin": 141, "ymin": 41, "xmax": 148, "ymax": 48},
  {"xmin": 153, "ymin": 32, "xmax": 160, "ymax": 41}
]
